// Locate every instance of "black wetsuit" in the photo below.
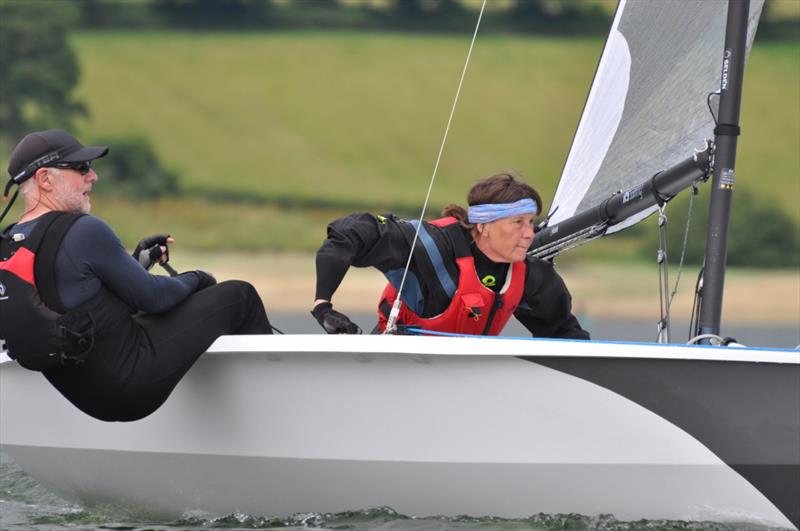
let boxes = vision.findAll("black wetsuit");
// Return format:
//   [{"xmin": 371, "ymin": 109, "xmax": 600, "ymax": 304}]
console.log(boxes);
[
  {"xmin": 6, "ymin": 214, "xmax": 272, "ymax": 421},
  {"xmin": 316, "ymin": 213, "xmax": 589, "ymax": 339}
]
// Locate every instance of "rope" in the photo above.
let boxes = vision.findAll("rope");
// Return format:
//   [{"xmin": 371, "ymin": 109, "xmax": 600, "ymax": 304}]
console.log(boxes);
[
  {"xmin": 384, "ymin": 0, "xmax": 488, "ymax": 333},
  {"xmin": 527, "ymin": 222, "xmax": 608, "ymax": 261},
  {"xmin": 656, "ymin": 205, "xmax": 670, "ymax": 343},
  {"xmin": 0, "ymin": 189, "xmax": 19, "ymax": 226},
  {"xmin": 687, "ymin": 333, "xmax": 724, "ymax": 346},
  {"xmin": 687, "ymin": 333, "xmax": 745, "ymax": 347}
]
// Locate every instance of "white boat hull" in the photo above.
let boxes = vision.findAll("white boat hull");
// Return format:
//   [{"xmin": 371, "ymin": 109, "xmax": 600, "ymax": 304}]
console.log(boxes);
[{"xmin": 2, "ymin": 335, "xmax": 798, "ymax": 528}]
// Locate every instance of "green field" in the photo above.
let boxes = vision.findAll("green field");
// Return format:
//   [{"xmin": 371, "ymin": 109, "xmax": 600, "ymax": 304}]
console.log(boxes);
[
  {"xmin": 71, "ymin": 32, "xmax": 602, "ymax": 206},
  {"xmin": 4, "ymin": 31, "xmax": 798, "ymax": 254}
]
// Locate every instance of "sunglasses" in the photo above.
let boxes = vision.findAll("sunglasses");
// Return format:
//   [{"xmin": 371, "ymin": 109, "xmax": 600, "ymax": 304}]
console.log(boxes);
[{"xmin": 49, "ymin": 161, "xmax": 92, "ymax": 175}]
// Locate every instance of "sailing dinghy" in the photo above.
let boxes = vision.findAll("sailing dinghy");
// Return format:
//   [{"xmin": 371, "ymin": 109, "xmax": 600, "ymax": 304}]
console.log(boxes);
[{"xmin": 1, "ymin": 0, "xmax": 798, "ymax": 528}]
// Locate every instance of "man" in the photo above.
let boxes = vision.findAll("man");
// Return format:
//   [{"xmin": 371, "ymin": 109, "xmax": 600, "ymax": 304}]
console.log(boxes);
[{"xmin": 0, "ymin": 130, "xmax": 273, "ymax": 421}]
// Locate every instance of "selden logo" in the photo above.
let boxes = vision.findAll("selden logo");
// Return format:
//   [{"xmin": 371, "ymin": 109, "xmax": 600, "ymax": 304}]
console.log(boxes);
[{"xmin": 721, "ymin": 49, "xmax": 731, "ymax": 90}]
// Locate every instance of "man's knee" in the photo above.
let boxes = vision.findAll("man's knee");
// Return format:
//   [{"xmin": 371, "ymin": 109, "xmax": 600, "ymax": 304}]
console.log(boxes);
[{"xmin": 217, "ymin": 279, "xmax": 261, "ymax": 303}]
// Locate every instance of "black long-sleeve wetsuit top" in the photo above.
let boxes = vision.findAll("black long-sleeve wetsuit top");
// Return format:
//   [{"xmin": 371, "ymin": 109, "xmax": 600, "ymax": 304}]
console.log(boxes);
[
  {"xmin": 316, "ymin": 213, "xmax": 590, "ymax": 340},
  {"xmin": 10, "ymin": 215, "xmax": 200, "ymax": 312}
]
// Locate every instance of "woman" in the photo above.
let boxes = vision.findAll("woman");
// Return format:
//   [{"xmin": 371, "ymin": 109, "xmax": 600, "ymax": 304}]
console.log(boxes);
[{"xmin": 311, "ymin": 172, "xmax": 589, "ymax": 339}]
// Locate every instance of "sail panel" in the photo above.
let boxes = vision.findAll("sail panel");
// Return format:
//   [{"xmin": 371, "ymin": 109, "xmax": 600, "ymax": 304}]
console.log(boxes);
[
  {"xmin": 553, "ymin": 8, "xmax": 631, "ymax": 225},
  {"xmin": 549, "ymin": 0, "xmax": 764, "ymax": 234}
]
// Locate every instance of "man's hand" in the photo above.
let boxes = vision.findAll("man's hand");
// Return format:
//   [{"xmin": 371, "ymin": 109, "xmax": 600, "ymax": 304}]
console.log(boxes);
[
  {"xmin": 311, "ymin": 301, "xmax": 362, "ymax": 334},
  {"xmin": 133, "ymin": 234, "xmax": 174, "ymax": 270}
]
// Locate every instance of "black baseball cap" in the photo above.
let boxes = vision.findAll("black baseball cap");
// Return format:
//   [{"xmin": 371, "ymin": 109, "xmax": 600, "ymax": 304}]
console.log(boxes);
[{"xmin": 7, "ymin": 130, "xmax": 109, "ymax": 183}]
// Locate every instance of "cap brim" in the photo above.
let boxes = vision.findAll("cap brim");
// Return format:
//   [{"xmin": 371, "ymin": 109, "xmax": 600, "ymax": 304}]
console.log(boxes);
[{"xmin": 61, "ymin": 146, "xmax": 109, "ymax": 163}]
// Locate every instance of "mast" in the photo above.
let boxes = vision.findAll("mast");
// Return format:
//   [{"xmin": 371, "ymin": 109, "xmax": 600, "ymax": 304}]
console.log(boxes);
[{"xmin": 697, "ymin": 0, "xmax": 751, "ymax": 339}]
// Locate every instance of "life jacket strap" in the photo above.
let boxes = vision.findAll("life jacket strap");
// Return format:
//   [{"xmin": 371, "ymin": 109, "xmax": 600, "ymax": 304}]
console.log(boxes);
[{"xmin": 33, "ymin": 212, "xmax": 83, "ymax": 314}]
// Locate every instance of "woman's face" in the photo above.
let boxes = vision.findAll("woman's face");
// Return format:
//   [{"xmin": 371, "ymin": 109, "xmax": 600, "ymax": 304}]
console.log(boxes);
[{"xmin": 474, "ymin": 214, "xmax": 536, "ymax": 263}]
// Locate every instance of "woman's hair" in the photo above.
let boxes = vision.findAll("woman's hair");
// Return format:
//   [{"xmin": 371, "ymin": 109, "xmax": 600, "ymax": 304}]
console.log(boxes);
[{"xmin": 442, "ymin": 172, "xmax": 542, "ymax": 229}]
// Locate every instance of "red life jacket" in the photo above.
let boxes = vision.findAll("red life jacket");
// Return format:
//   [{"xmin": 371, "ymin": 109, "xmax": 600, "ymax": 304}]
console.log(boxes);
[
  {"xmin": 0, "ymin": 212, "xmax": 95, "ymax": 371},
  {"xmin": 377, "ymin": 217, "xmax": 526, "ymax": 335}
]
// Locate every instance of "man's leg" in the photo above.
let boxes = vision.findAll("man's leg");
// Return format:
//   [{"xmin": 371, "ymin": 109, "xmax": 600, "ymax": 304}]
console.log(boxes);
[
  {"xmin": 118, "ymin": 280, "xmax": 272, "ymax": 419},
  {"xmin": 135, "ymin": 280, "xmax": 272, "ymax": 372}
]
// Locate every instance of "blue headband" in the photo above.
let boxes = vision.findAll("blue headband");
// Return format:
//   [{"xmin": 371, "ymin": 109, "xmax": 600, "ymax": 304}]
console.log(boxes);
[{"xmin": 467, "ymin": 198, "xmax": 539, "ymax": 224}]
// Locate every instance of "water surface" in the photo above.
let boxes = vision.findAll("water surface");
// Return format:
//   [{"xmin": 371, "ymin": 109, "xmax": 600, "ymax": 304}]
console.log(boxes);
[{"xmin": 1, "ymin": 452, "xmax": 792, "ymax": 531}]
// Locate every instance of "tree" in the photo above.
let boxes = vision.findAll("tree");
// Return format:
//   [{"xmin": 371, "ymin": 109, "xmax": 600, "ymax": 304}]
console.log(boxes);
[
  {"xmin": 661, "ymin": 187, "xmax": 800, "ymax": 269},
  {"xmin": 92, "ymin": 136, "xmax": 180, "ymax": 199},
  {"xmin": 0, "ymin": 1, "xmax": 85, "ymax": 147},
  {"xmin": 509, "ymin": 0, "xmax": 604, "ymax": 35},
  {"xmin": 153, "ymin": 0, "xmax": 274, "ymax": 29},
  {"xmin": 392, "ymin": 0, "xmax": 461, "ymax": 16}
]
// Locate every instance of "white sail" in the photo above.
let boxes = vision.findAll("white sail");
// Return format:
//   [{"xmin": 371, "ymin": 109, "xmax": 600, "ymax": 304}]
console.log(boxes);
[{"xmin": 549, "ymin": 0, "xmax": 764, "ymax": 234}]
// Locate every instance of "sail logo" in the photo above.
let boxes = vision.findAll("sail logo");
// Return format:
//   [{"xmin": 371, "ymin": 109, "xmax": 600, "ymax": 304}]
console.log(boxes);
[
  {"xmin": 622, "ymin": 184, "xmax": 644, "ymax": 204},
  {"xmin": 0, "ymin": 281, "xmax": 6, "ymax": 300},
  {"xmin": 721, "ymin": 50, "xmax": 732, "ymax": 90}
]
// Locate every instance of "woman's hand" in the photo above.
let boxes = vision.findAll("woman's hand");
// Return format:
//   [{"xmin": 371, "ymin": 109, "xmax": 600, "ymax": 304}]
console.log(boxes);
[{"xmin": 311, "ymin": 301, "xmax": 362, "ymax": 334}]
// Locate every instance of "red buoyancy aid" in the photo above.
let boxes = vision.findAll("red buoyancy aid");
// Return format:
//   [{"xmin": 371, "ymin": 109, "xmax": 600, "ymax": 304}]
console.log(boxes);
[
  {"xmin": 377, "ymin": 217, "xmax": 526, "ymax": 335},
  {"xmin": 0, "ymin": 212, "xmax": 95, "ymax": 371}
]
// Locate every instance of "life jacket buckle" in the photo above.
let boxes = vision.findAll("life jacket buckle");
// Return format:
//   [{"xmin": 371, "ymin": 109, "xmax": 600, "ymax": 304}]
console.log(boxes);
[{"xmin": 55, "ymin": 311, "xmax": 96, "ymax": 365}]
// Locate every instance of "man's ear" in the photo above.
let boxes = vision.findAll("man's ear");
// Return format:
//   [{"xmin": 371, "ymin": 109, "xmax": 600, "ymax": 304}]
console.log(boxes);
[{"xmin": 33, "ymin": 167, "xmax": 55, "ymax": 191}]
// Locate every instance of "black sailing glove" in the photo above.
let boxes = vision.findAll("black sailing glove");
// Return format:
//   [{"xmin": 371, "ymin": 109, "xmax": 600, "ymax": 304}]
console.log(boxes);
[
  {"xmin": 192, "ymin": 269, "xmax": 217, "ymax": 291},
  {"xmin": 132, "ymin": 234, "xmax": 170, "ymax": 270},
  {"xmin": 311, "ymin": 302, "xmax": 362, "ymax": 334}
]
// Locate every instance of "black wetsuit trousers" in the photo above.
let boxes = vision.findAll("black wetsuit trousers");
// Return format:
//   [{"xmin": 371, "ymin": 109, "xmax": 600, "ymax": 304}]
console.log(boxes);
[{"xmin": 45, "ymin": 280, "xmax": 272, "ymax": 422}]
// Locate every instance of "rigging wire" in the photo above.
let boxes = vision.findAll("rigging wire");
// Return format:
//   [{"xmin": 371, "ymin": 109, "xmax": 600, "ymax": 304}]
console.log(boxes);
[
  {"xmin": 674, "ymin": 97, "xmax": 719, "ymax": 343},
  {"xmin": 706, "ymin": 91, "xmax": 721, "ymax": 125},
  {"xmin": 657, "ymin": 184, "xmax": 700, "ymax": 343},
  {"xmin": 689, "ymin": 265, "xmax": 704, "ymax": 340},
  {"xmin": 384, "ymin": 0, "xmax": 488, "ymax": 333},
  {"xmin": 667, "ymin": 185, "xmax": 697, "ymax": 311},
  {"xmin": 656, "ymin": 183, "xmax": 699, "ymax": 344},
  {"xmin": 686, "ymin": 98, "xmax": 720, "ymax": 341}
]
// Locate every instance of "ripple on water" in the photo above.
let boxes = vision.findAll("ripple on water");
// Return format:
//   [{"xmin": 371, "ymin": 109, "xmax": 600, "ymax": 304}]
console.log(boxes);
[{"xmin": 1, "ymin": 453, "xmax": 791, "ymax": 530}]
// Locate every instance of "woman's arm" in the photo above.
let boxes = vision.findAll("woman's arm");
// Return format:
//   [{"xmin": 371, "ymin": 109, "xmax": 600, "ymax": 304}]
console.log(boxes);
[{"xmin": 514, "ymin": 258, "xmax": 590, "ymax": 340}]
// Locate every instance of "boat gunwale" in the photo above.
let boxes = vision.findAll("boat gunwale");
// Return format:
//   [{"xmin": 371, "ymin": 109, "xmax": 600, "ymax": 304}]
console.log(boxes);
[
  {"xmin": 2, "ymin": 334, "xmax": 797, "ymax": 367},
  {"xmin": 202, "ymin": 334, "xmax": 800, "ymax": 364}
]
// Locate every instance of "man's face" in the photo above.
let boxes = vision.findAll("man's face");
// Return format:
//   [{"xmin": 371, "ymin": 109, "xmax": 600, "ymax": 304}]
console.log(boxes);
[{"xmin": 50, "ymin": 165, "xmax": 98, "ymax": 215}]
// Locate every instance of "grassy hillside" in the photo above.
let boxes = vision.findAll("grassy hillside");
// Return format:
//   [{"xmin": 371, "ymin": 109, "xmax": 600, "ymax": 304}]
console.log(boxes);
[
  {"xmin": 4, "ymin": 31, "xmax": 796, "ymax": 254},
  {"xmin": 70, "ymin": 32, "xmax": 599, "ymax": 209}
]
